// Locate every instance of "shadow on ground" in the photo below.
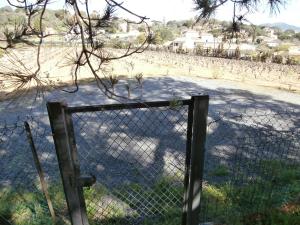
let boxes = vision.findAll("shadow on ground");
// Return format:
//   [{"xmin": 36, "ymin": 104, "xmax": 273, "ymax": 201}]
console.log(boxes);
[{"xmin": 0, "ymin": 77, "xmax": 299, "ymax": 224}]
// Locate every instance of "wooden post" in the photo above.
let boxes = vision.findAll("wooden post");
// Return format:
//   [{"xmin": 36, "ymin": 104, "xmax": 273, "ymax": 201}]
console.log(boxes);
[
  {"xmin": 184, "ymin": 95, "xmax": 209, "ymax": 225},
  {"xmin": 47, "ymin": 102, "xmax": 89, "ymax": 225},
  {"xmin": 182, "ymin": 97, "xmax": 194, "ymax": 225},
  {"xmin": 64, "ymin": 110, "xmax": 90, "ymax": 224},
  {"xmin": 24, "ymin": 122, "xmax": 56, "ymax": 224}
]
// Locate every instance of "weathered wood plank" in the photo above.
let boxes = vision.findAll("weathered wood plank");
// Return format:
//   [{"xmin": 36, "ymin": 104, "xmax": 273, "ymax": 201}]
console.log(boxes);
[
  {"xmin": 186, "ymin": 95, "xmax": 209, "ymax": 225},
  {"xmin": 47, "ymin": 102, "xmax": 89, "ymax": 225},
  {"xmin": 24, "ymin": 121, "xmax": 56, "ymax": 224}
]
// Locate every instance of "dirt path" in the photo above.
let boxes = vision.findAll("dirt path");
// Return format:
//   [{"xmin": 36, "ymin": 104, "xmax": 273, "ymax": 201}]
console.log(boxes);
[{"xmin": 0, "ymin": 76, "xmax": 299, "ymax": 225}]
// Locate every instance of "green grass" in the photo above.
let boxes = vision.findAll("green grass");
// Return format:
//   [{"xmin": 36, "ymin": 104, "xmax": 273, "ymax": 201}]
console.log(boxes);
[
  {"xmin": 0, "ymin": 184, "xmax": 68, "ymax": 225},
  {"xmin": 209, "ymin": 164, "xmax": 230, "ymax": 177},
  {"xmin": 202, "ymin": 160, "xmax": 300, "ymax": 225},
  {"xmin": 1, "ymin": 160, "xmax": 299, "ymax": 225},
  {"xmin": 111, "ymin": 176, "xmax": 184, "ymax": 225}
]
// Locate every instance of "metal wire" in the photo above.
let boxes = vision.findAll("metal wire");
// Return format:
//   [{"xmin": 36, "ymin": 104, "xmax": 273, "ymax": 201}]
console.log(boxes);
[
  {"xmin": 0, "ymin": 104, "xmax": 299, "ymax": 225},
  {"xmin": 201, "ymin": 108, "xmax": 300, "ymax": 224},
  {"xmin": 71, "ymin": 105, "xmax": 189, "ymax": 225},
  {"xmin": 0, "ymin": 116, "xmax": 70, "ymax": 225}
]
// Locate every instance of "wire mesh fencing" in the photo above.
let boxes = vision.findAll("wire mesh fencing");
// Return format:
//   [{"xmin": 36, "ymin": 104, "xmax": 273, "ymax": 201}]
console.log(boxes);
[
  {"xmin": 0, "ymin": 118, "xmax": 51, "ymax": 225},
  {"xmin": 0, "ymin": 116, "xmax": 70, "ymax": 225},
  {"xmin": 200, "ymin": 108, "xmax": 300, "ymax": 224},
  {"xmin": 70, "ymin": 104, "xmax": 191, "ymax": 225},
  {"xmin": 0, "ymin": 99, "xmax": 300, "ymax": 225},
  {"xmin": 71, "ymin": 103, "xmax": 300, "ymax": 225}
]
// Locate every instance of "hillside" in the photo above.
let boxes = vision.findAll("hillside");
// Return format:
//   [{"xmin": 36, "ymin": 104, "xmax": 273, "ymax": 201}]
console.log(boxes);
[
  {"xmin": 262, "ymin": 22, "xmax": 300, "ymax": 32},
  {"xmin": 0, "ymin": 6, "xmax": 67, "ymax": 32}
]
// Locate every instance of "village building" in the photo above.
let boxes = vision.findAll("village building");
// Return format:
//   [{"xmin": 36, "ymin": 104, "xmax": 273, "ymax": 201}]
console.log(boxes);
[
  {"xmin": 289, "ymin": 46, "xmax": 300, "ymax": 56},
  {"xmin": 110, "ymin": 30, "xmax": 140, "ymax": 41},
  {"xmin": 168, "ymin": 30, "xmax": 257, "ymax": 56},
  {"xmin": 266, "ymin": 39, "xmax": 281, "ymax": 48},
  {"xmin": 256, "ymin": 35, "xmax": 281, "ymax": 47},
  {"xmin": 169, "ymin": 30, "xmax": 223, "ymax": 52},
  {"xmin": 263, "ymin": 27, "xmax": 278, "ymax": 39},
  {"xmin": 119, "ymin": 22, "xmax": 129, "ymax": 33}
]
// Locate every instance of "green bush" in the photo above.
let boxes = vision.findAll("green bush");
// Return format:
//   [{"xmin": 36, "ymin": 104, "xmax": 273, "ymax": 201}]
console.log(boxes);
[
  {"xmin": 286, "ymin": 57, "xmax": 296, "ymax": 65},
  {"xmin": 210, "ymin": 165, "xmax": 230, "ymax": 177},
  {"xmin": 108, "ymin": 39, "xmax": 131, "ymax": 49},
  {"xmin": 272, "ymin": 55, "xmax": 284, "ymax": 64},
  {"xmin": 286, "ymin": 57, "xmax": 300, "ymax": 65},
  {"xmin": 0, "ymin": 185, "xmax": 67, "ymax": 225},
  {"xmin": 259, "ymin": 51, "xmax": 272, "ymax": 62}
]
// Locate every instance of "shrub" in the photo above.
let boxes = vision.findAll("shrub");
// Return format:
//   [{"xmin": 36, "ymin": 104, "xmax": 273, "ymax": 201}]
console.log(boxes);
[
  {"xmin": 260, "ymin": 51, "xmax": 272, "ymax": 62},
  {"xmin": 195, "ymin": 45, "xmax": 204, "ymax": 55},
  {"xmin": 0, "ymin": 49, "xmax": 4, "ymax": 58},
  {"xmin": 210, "ymin": 165, "xmax": 230, "ymax": 177},
  {"xmin": 286, "ymin": 57, "xmax": 300, "ymax": 65},
  {"xmin": 275, "ymin": 44, "xmax": 290, "ymax": 52},
  {"xmin": 109, "ymin": 39, "xmax": 130, "ymax": 49},
  {"xmin": 235, "ymin": 47, "xmax": 241, "ymax": 59},
  {"xmin": 272, "ymin": 55, "xmax": 284, "ymax": 64}
]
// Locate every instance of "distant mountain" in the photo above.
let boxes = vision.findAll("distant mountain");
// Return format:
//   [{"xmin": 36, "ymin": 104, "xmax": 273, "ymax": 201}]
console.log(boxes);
[{"xmin": 261, "ymin": 23, "xmax": 300, "ymax": 32}]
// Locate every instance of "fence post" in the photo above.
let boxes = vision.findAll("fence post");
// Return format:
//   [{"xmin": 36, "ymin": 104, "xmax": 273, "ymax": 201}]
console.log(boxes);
[
  {"xmin": 184, "ymin": 95, "xmax": 209, "ymax": 225},
  {"xmin": 47, "ymin": 102, "xmax": 89, "ymax": 225},
  {"xmin": 182, "ymin": 97, "xmax": 194, "ymax": 225},
  {"xmin": 24, "ymin": 121, "xmax": 56, "ymax": 224}
]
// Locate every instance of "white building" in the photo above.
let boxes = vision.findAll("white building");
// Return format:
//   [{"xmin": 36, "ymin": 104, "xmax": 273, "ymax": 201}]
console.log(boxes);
[
  {"xmin": 44, "ymin": 27, "xmax": 57, "ymax": 35},
  {"xmin": 170, "ymin": 30, "xmax": 200, "ymax": 51},
  {"xmin": 266, "ymin": 39, "xmax": 281, "ymax": 48},
  {"xmin": 182, "ymin": 30, "xmax": 199, "ymax": 39},
  {"xmin": 110, "ymin": 30, "xmax": 140, "ymax": 40},
  {"xmin": 257, "ymin": 35, "xmax": 281, "ymax": 47},
  {"xmin": 200, "ymin": 33, "xmax": 215, "ymax": 43},
  {"xmin": 169, "ymin": 30, "xmax": 223, "ymax": 52},
  {"xmin": 171, "ymin": 37, "xmax": 195, "ymax": 50},
  {"xmin": 263, "ymin": 27, "xmax": 278, "ymax": 39},
  {"xmin": 289, "ymin": 46, "xmax": 300, "ymax": 56},
  {"xmin": 168, "ymin": 29, "xmax": 256, "ymax": 56},
  {"xmin": 119, "ymin": 22, "xmax": 128, "ymax": 32}
]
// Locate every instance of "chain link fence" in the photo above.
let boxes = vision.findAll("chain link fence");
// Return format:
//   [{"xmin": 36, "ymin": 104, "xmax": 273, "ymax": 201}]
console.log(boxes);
[
  {"xmin": 0, "ymin": 117, "xmax": 50, "ymax": 224},
  {"xmin": 0, "ymin": 101, "xmax": 300, "ymax": 225},
  {"xmin": 71, "ymin": 103, "xmax": 190, "ymax": 225},
  {"xmin": 200, "ymin": 108, "xmax": 300, "ymax": 224},
  {"xmin": 0, "ymin": 115, "xmax": 70, "ymax": 225}
]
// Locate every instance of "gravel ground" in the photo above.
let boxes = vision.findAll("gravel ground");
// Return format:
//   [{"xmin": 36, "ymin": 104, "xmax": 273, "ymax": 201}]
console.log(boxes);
[
  {"xmin": 0, "ymin": 77, "xmax": 300, "ymax": 224},
  {"xmin": 0, "ymin": 76, "xmax": 300, "ymax": 221}
]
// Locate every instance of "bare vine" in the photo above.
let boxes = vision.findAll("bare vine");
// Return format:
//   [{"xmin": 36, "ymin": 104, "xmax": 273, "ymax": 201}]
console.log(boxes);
[
  {"xmin": 0, "ymin": 0, "xmax": 289, "ymax": 100},
  {"xmin": 0, "ymin": 0, "xmax": 152, "ymax": 100}
]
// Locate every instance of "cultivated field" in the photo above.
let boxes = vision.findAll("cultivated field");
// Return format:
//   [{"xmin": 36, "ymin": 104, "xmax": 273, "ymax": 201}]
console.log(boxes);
[
  {"xmin": 110, "ymin": 49, "xmax": 300, "ymax": 92},
  {"xmin": 1, "ymin": 46, "xmax": 300, "ymax": 98},
  {"xmin": 1, "ymin": 46, "xmax": 300, "ymax": 225}
]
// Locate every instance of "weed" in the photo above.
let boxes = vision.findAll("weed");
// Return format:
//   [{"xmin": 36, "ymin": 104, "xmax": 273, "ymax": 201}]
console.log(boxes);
[
  {"xmin": 212, "ymin": 67, "xmax": 220, "ymax": 79},
  {"xmin": 210, "ymin": 165, "xmax": 230, "ymax": 177},
  {"xmin": 0, "ymin": 185, "xmax": 66, "ymax": 225},
  {"xmin": 202, "ymin": 160, "xmax": 300, "ymax": 225},
  {"xmin": 0, "ymin": 160, "xmax": 299, "ymax": 225}
]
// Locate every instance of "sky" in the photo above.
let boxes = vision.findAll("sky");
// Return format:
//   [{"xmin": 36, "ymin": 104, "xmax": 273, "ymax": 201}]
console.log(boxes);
[{"xmin": 1, "ymin": 0, "xmax": 300, "ymax": 27}]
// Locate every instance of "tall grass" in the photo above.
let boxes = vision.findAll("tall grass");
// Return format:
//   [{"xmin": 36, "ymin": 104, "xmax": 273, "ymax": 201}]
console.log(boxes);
[{"xmin": 1, "ymin": 160, "xmax": 299, "ymax": 224}]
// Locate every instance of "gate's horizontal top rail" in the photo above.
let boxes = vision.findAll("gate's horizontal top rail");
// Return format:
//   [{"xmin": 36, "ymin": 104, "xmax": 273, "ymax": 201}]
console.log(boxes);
[{"xmin": 65, "ymin": 99, "xmax": 193, "ymax": 113}]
